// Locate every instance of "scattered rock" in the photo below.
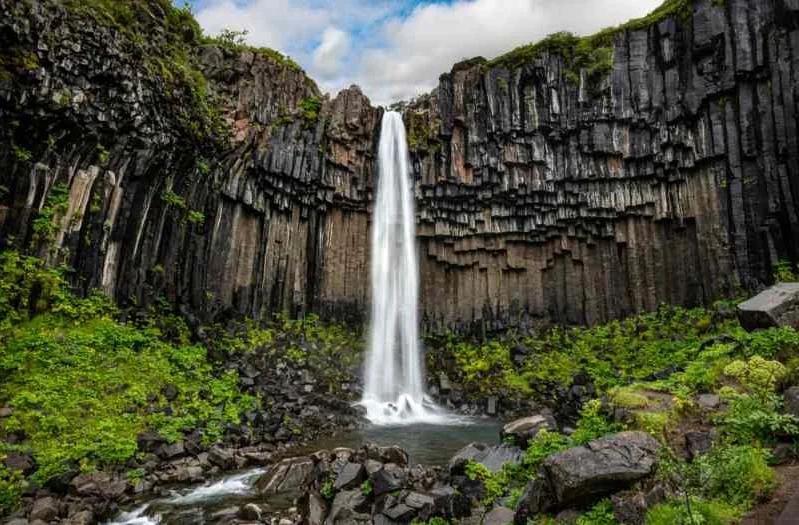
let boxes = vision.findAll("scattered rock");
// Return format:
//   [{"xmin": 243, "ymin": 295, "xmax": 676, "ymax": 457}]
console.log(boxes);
[
  {"xmin": 29, "ymin": 497, "xmax": 60, "ymax": 522},
  {"xmin": 208, "ymin": 447, "xmax": 237, "ymax": 470},
  {"xmin": 773, "ymin": 443, "xmax": 796, "ymax": 465},
  {"xmin": 449, "ymin": 443, "xmax": 524, "ymax": 474},
  {"xmin": 370, "ymin": 464, "xmax": 408, "ymax": 496},
  {"xmin": 737, "ymin": 283, "xmax": 799, "ymax": 331},
  {"xmin": 158, "ymin": 441, "xmax": 186, "ymax": 459},
  {"xmin": 483, "ymin": 507, "xmax": 515, "ymax": 525},
  {"xmin": 685, "ymin": 431, "xmax": 716, "ymax": 461},
  {"xmin": 501, "ymin": 412, "xmax": 557, "ymax": 446},
  {"xmin": 4, "ymin": 452, "xmax": 35, "ymax": 475},
  {"xmin": 256, "ymin": 457, "xmax": 313, "ymax": 494},
  {"xmin": 64, "ymin": 510, "xmax": 94, "ymax": 525},
  {"xmin": 70, "ymin": 472, "xmax": 128, "ymax": 499},
  {"xmin": 335, "ymin": 462, "xmax": 366, "ymax": 491},
  {"xmin": 611, "ymin": 490, "xmax": 647, "ymax": 525},
  {"xmin": 696, "ymin": 394, "xmax": 721, "ymax": 410},
  {"xmin": 239, "ymin": 503, "xmax": 262, "ymax": 521},
  {"xmin": 784, "ymin": 387, "xmax": 799, "ymax": 419}
]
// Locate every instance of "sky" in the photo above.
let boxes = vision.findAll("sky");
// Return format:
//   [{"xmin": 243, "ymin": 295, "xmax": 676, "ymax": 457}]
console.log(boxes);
[{"xmin": 187, "ymin": 0, "xmax": 665, "ymax": 106}]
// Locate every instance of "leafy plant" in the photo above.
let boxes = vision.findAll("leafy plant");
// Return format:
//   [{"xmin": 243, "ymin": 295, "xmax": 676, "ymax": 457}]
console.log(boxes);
[
  {"xmin": 320, "ymin": 478, "xmax": 336, "ymax": 501},
  {"xmin": 645, "ymin": 498, "xmax": 741, "ymax": 525},
  {"xmin": 576, "ymin": 499, "xmax": 620, "ymax": 525},
  {"xmin": 360, "ymin": 479, "xmax": 372, "ymax": 496}
]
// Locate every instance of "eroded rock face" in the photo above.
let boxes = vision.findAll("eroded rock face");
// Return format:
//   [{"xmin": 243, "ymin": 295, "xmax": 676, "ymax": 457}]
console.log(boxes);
[{"xmin": 2, "ymin": 0, "xmax": 799, "ymax": 332}]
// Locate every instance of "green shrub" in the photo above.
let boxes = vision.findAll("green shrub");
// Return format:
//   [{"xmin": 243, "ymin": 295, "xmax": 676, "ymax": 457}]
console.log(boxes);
[
  {"xmin": 577, "ymin": 499, "xmax": 620, "ymax": 525},
  {"xmin": 645, "ymin": 498, "xmax": 741, "ymax": 525},
  {"xmin": 570, "ymin": 399, "xmax": 622, "ymax": 445},
  {"xmin": 724, "ymin": 356, "xmax": 787, "ymax": 392},
  {"xmin": 360, "ymin": 479, "xmax": 372, "ymax": 496},
  {"xmin": 696, "ymin": 445, "xmax": 776, "ymax": 506},
  {"xmin": 320, "ymin": 478, "xmax": 336, "ymax": 501},
  {"xmin": 0, "ymin": 465, "xmax": 26, "ymax": 515}
]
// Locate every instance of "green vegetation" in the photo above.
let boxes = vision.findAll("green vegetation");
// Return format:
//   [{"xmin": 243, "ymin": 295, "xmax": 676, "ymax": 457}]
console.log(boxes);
[
  {"xmin": 298, "ymin": 96, "xmax": 322, "ymax": 124},
  {"xmin": 0, "ymin": 251, "xmax": 258, "ymax": 509},
  {"xmin": 187, "ymin": 210, "xmax": 206, "ymax": 225},
  {"xmin": 201, "ymin": 28, "xmax": 303, "ymax": 72},
  {"xmin": 773, "ymin": 259, "xmax": 798, "ymax": 282},
  {"xmin": 428, "ymin": 302, "xmax": 799, "ymax": 402},
  {"xmin": 576, "ymin": 500, "xmax": 620, "ymax": 525},
  {"xmin": 31, "ymin": 183, "xmax": 69, "ymax": 244},
  {"xmin": 487, "ymin": 0, "xmax": 693, "ymax": 86},
  {"xmin": 161, "ymin": 188, "xmax": 187, "ymax": 209},
  {"xmin": 360, "ymin": 479, "xmax": 373, "ymax": 496},
  {"xmin": 320, "ymin": 478, "xmax": 336, "ymax": 501}
]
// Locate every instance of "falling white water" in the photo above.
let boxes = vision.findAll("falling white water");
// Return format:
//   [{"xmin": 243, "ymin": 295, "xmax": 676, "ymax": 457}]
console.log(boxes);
[{"xmin": 360, "ymin": 112, "xmax": 454, "ymax": 425}]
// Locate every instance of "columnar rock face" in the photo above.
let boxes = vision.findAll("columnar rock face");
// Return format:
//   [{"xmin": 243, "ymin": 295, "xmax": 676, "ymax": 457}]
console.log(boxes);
[
  {"xmin": 0, "ymin": 0, "xmax": 379, "ymax": 323},
  {"xmin": 407, "ymin": 0, "xmax": 799, "ymax": 332},
  {"xmin": 1, "ymin": 0, "xmax": 798, "ymax": 332}
]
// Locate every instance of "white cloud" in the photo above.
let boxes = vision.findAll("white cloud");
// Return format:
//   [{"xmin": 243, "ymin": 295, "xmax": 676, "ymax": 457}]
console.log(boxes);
[
  {"xmin": 195, "ymin": 0, "xmax": 669, "ymax": 105},
  {"xmin": 313, "ymin": 28, "xmax": 352, "ymax": 80}
]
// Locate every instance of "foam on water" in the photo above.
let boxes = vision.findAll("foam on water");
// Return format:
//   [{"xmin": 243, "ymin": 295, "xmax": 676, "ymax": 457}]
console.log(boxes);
[
  {"xmin": 165, "ymin": 468, "xmax": 264, "ymax": 505},
  {"xmin": 104, "ymin": 505, "xmax": 161, "ymax": 525}
]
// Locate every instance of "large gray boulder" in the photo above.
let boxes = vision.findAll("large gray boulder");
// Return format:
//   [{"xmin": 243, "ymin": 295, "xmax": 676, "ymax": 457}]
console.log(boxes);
[
  {"xmin": 514, "ymin": 432, "xmax": 661, "ymax": 524},
  {"xmin": 449, "ymin": 443, "xmax": 524, "ymax": 474},
  {"xmin": 737, "ymin": 283, "xmax": 799, "ymax": 331}
]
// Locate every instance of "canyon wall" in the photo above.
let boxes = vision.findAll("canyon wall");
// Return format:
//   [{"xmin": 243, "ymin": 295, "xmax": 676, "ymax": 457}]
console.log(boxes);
[
  {"xmin": 1, "ymin": 0, "xmax": 798, "ymax": 332},
  {"xmin": 408, "ymin": 0, "xmax": 799, "ymax": 332}
]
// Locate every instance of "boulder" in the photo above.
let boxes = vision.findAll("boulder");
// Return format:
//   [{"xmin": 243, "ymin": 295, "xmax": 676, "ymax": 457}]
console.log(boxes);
[
  {"xmin": 256, "ymin": 457, "xmax": 313, "ymax": 494},
  {"xmin": 483, "ymin": 507, "xmax": 515, "ymax": 525},
  {"xmin": 611, "ymin": 490, "xmax": 647, "ymax": 525},
  {"xmin": 70, "ymin": 471, "xmax": 128, "ymax": 499},
  {"xmin": 335, "ymin": 462, "xmax": 366, "ymax": 491},
  {"xmin": 364, "ymin": 444, "xmax": 409, "ymax": 466},
  {"xmin": 449, "ymin": 443, "xmax": 524, "ymax": 474},
  {"xmin": 515, "ymin": 431, "xmax": 661, "ymax": 523},
  {"xmin": 696, "ymin": 394, "xmax": 721, "ymax": 410},
  {"xmin": 158, "ymin": 441, "xmax": 186, "ymax": 459},
  {"xmin": 370, "ymin": 464, "xmax": 407, "ymax": 495},
  {"xmin": 737, "ymin": 283, "xmax": 799, "ymax": 331},
  {"xmin": 238, "ymin": 503, "xmax": 262, "ymax": 521},
  {"xmin": 784, "ymin": 386, "xmax": 799, "ymax": 419},
  {"xmin": 4, "ymin": 452, "xmax": 35, "ymax": 475},
  {"xmin": 326, "ymin": 489, "xmax": 370, "ymax": 524},
  {"xmin": 64, "ymin": 510, "xmax": 94, "ymax": 525},
  {"xmin": 137, "ymin": 431, "xmax": 166, "ymax": 453},
  {"xmin": 685, "ymin": 431, "xmax": 716, "ymax": 461},
  {"xmin": 501, "ymin": 413, "xmax": 557, "ymax": 446},
  {"xmin": 29, "ymin": 497, "xmax": 60, "ymax": 522},
  {"xmin": 208, "ymin": 447, "xmax": 236, "ymax": 470}
]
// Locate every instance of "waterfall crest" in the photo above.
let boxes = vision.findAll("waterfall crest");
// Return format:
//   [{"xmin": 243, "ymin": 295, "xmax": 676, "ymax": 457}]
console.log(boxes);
[{"xmin": 360, "ymin": 112, "xmax": 450, "ymax": 425}]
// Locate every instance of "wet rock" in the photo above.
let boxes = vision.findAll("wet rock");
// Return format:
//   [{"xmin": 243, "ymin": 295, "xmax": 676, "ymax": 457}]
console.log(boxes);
[
  {"xmin": 137, "ymin": 431, "xmax": 167, "ymax": 453},
  {"xmin": 5, "ymin": 519, "xmax": 29, "ymax": 525},
  {"xmin": 29, "ymin": 497, "xmax": 60, "ymax": 522},
  {"xmin": 515, "ymin": 432, "xmax": 661, "ymax": 522},
  {"xmin": 449, "ymin": 443, "xmax": 524, "ymax": 474},
  {"xmin": 737, "ymin": 284, "xmax": 799, "ymax": 331},
  {"xmin": 299, "ymin": 492, "xmax": 328, "ymax": 525},
  {"xmin": 364, "ymin": 445, "xmax": 409, "ymax": 467},
  {"xmin": 257, "ymin": 457, "xmax": 314, "ymax": 494},
  {"xmin": 501, "ymin": 413, "xmax": 558, "ymax": 446},
  {"xmin": 239, "ymin": 503, "xmax": 263, "ymax": 521},
  {"xmin": 383, "ymin": 503, "xmax": 416, "ymax": 521}
]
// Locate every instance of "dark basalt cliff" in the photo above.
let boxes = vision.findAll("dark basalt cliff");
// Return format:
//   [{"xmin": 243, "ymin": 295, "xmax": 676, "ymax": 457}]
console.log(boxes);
[{"xmin": 1, "ymin": 0, "xmax": 798, "ymax": 332}]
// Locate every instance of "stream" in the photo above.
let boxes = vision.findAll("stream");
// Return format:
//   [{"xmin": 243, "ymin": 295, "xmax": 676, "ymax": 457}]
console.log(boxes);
[{"xmin": 105, "ymin": 420, "xmax": 501, "ymax": 525}]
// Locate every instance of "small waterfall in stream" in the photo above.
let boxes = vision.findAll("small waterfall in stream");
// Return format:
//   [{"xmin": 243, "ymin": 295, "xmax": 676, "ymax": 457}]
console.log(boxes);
[{"xmin": 360, "ymin": 111, "xmax": 451, "ymax": 425}]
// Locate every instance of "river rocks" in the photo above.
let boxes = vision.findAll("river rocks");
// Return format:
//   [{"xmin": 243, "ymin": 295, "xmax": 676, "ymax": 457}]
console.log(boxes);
[
  {"xmin": 738, "ymin": 284, "xmax": 799, "ymax": 331},
  {"xmin": 70, "ymin": 472, "xmax": 128, "ymax": 499},
  {"xmin": 449, "ymin": 443, "xmax": 524, "ymax": 474},
  {"xmin": 515, "ymin": 432, "xmax": 661, "ymax": 523},
  {"xmin": 257, "ymin": 457, "xmax": 314, "ymax": 494},
  {"xmin": 209, "ymin": 446, "xmax": 237, "ymax": 470},
  {"xmin": 29, "ymin": 497, "xmax": 60, "ymax": 522},
  {"xmin": 335, "ymin": 462, "xmax": 366, "ymax": 491},
  {"xmin": 64, "ymin": 509, "xmax": 94, "ymax": 525},
  {"xmin": 501, "ymin": 412, "xmax": 558, "ymax": 446}
]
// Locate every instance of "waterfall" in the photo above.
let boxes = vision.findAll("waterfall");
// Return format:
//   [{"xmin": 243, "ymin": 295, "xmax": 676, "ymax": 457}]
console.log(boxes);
[{"xmin": 360, "ymin": 111, "xmax": 449, "ymax": 425}]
